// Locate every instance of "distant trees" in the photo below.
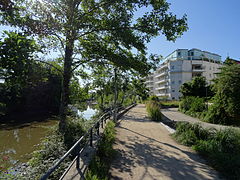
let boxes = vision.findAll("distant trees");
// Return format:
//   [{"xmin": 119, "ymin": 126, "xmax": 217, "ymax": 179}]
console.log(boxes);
[{"xmin": 91, "ymin": 65, "xmax": 148, "ymax": 111}]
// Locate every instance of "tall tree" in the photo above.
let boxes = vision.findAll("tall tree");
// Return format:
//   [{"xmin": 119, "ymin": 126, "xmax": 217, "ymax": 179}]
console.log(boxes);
[{"xmin": 1, "ymin": 0, "xmax": 188, "ymax": 131}]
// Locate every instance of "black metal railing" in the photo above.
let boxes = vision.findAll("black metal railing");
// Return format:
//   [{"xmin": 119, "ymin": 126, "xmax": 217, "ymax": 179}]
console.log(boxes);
[{"xmin": 40, "ymin": 103, "xmax": 136, "ymax": 180}]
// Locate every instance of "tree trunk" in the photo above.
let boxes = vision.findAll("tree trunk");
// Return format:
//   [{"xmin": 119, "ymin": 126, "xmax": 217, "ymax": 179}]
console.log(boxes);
[{"xmin": 59, "ymin": 36, "xmax": 74, "ymax": 132}]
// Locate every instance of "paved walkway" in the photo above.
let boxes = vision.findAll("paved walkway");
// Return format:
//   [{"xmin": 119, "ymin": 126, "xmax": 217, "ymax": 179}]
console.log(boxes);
[
  {"xmin": 161, "ymin": 108, "xmax": 239, "ymax": 130},
  {"xmin": 110, "ymin": 104, "xmax": 223, "ymax": 180}
]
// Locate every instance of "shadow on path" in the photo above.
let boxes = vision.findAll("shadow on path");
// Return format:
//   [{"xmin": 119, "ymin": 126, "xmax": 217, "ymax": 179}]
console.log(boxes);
[{"xmin": 110, "ymin": 104, "xmax": 222, "ymax": 180}]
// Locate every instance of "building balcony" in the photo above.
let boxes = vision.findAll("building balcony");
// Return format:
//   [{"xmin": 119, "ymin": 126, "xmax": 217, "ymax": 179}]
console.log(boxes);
[
  {"xmin": 146, "ymin": 84, "xmax": 154, "ymax": 88},
  {"xmin": 157, "ymin": 64, "xmax": 168, "ymax": 71},
  {"xmin": 191, "ymin": 60, "xmax": 204, "ymax": 65},
  {"xmin": 145, "ymin": 80, "xmax": 154, "ymax": 83},
  {"xmin": 155, "ymin": 86, "xmax": 168, "ymax": 90},
  {"xmin": 155, "ymin": 79, "xmax": 167, "ymax": 84},
  {"xmin": 155, "ymin": 71, "xmax": 168, "ymax": 78},
  {"xmin": 156, "ymin": 93, "xmax": 170, "ymax": 97},
  {"xmin": 192, "ymin": 68, "xmax": 205, "ymax": 72}
]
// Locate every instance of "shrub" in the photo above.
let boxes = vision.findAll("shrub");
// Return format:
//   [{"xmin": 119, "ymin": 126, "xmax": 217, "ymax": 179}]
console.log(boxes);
[
  {"xmin": 0, "ymin": 102, "xmax": 6, "ymax": 116},
  {"xmin": 19, "ymin": 117, "xmax": 88, "ymax": 179},
  {"xmin": 204, "ymin": 100, "xmax": 234, "ymax": 125},
  {"xmin": 148, "ymin": 95, "xmax": 159, "ymax": 101},
  {"xmin": 179, "ymin": 96, "xmax": 206, "ymax": 119},
  {"xmin": 179, "ymin": 96, "xmax": 206, "ymax": 113},
  {"xmin": 160, "ymin": 101, "xmax": 179, "ymax": 108},
  {"xmin": 207, "ymin": 64, "xmax": 240, "ymax": 125},
  {"xmin": 86, "ymin": 121, "xmax": 116, "ymax": 180},
  {"xmin": 173, "ymin": 122, "xmax": 240, "ymax": 179},
  {"xmin": 63, "ymin": 117, "xmax": 87, "ymax": 150},
  {"xmin": 146, "ymin": 101, "xmax": 161, "ymax": 122},
  {"xmin": 190, "ymin": 97, "xmax": 205, "ymax": 112},
  {"xmin": 179, "ymin": 96, "xmax": 194, "ymax": 112},
  {"xmin": 22, "ymin": 131, "xmax": 70, "ymax": 180},
  {"xmin": 174, "ymin": 122, "xmax": 209, "ymax": 146}
]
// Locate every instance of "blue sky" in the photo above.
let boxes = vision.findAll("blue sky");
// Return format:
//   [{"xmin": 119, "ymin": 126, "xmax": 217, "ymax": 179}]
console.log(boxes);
[
  {"xmin": 146, "ymin": 0, "xmax": 240, "ymax": 61},
  {"xmin": 0, "ymin": 0, "xmax": 239, "ymax": 61}
]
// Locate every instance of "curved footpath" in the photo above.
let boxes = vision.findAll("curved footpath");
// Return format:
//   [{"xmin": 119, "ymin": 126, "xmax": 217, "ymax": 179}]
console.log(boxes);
[
  {"xmin": 161, "ymin": 108, "xmax": 239, "ymax": 130},
  {"xmin": 109, "ymin": 104, "xmax": 223, "ymax": 180}
]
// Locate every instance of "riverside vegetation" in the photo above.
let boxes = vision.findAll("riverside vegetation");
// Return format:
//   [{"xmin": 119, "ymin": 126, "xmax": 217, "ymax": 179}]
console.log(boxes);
[
  {"xmin": 173, "ymin": 122, "xmax": 240, "ymax": 180},
  {"xmin": 0, "ymin": 117, "xmax": 91, "ymax": 180},
  {"xmin": 86, "ymin": 121, "xmax": 116, "ymax": 180},
  {"xmin": 146, "ymin": 97, "xmax": 162, "ymax": 122}
]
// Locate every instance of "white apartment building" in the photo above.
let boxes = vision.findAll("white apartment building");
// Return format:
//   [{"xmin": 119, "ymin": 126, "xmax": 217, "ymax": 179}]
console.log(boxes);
[{"xmin": 145, "ymin": 48, "xmax": 223, "ymax": 100}]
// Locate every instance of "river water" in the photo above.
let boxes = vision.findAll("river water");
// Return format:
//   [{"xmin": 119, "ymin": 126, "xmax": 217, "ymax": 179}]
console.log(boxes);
[{"xmin": 0, "ymin": 106, "xmax": 97, "ymax": 171}]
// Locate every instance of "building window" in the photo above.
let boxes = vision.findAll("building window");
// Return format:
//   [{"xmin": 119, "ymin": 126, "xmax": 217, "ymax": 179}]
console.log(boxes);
[
  {"xmin": 178, "ymin": 52, "xmax": 181, "ymax": 56},
  {"xmin": 171, "ymin": 66, "xmax": 174, "ymax": 70},
  {"xmin": 191, "ymin": 52, "xmax": 194, "ymax": 56},
  {"xmin": 179, "ymin": 80, "xmax": 182, "ymax": 84},
  {"xmin": 209, "ymin": 74, "xmax": 212, "ymax": 78},
  {"xmin": 172, "ymin": 89, "xmax": 175, "ymax": 92},
  {"xmin": 209, "ymin": 66, "xmax": 211, "ymax": 70},
  {"xmin": 172, "ymin": 97, "xmax": 175, "ymax": 100},
  {"xmin": 172, "ymin": 81, "xmax": 175, "ymax": 84},
  {"xmin": 213, "ymin": 67, "xmax": 215, "ymax": 71}
]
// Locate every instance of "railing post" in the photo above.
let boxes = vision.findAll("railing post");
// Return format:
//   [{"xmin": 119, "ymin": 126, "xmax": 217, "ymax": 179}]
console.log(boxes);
[
  {"xmin": 76, "ymin": 143, "xmax": 80, "ymax": 169},
  {"xmin": 90, "ymin": 128, "xmax": 93, "ymax": 147},
  {"xmin": 76, "ymin": 153, "xmax": 80, "ymax": 169}
]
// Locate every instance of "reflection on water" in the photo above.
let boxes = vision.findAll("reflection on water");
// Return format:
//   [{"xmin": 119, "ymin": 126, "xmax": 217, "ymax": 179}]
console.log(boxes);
[
  {"xmin": 0, "ymin": 120, "xmax": 58, "ymax": 171},
  {"xmin": 0, "ymin": 105, "xmax": 97, "ymax": 171},
  {"xmin": 78, "ymin": 106, "xmax": 98, "ymax": 120}
]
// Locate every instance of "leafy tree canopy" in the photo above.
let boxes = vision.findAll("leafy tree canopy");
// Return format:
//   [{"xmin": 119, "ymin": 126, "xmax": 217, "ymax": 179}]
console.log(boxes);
[
  {"xmin": 210, "ymin": 64, "xmax": 240, "ymax": 123},
  {"xmin": 1, "ymin": 0, "xmax": 188, "ymax": 130},
  {"xmin": 179, "ymin": 76, "xmax": 209, "ymax": 98}
]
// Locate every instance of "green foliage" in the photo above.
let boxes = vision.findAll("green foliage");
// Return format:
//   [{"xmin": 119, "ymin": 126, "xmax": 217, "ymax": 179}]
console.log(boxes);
[
  {"xmin": 0, "ymin": 102, "xmax": 6, "ymax": 115},
  {"xmin": 224, "ymin": 56, "xmax": 238, "ymax": 66},
  {"xmin": 20, "ymin": 117, "xmax": 88, "ymax": 180},
  {"xmin": 174, "ymin": 122, "xmax": 209, "ymax": 146},
  {"xmin": 160, "ymin": 101, "xmax": 179, "ymax": 108},
  {"xmin": 63, "ymin": 118, "xmax": 87, "ymax": 150},
  {"xmin": 173, "ymin": 122, "xmax": 240, "ymax": 179},
  {"xmin": 205, "ymin": 64, "xmax": 240, "ymax": 125},
  {"xmin": 0, "ymin": 32, "xmax": 62, "ymax": 119},
  {"xmin": 69, "ymin": 79, "xmax": 90, "ymax": 104},
  {"xmin": 148, "ymin": 95, "xmax": 159, "ymax": 101},
  {"xmin": 2, "ymin": 0, "xmax": 188, "ymax": 130},
  {"xmin": 86, "ymin": 121, "xmax": 116, "ymax": 180},
  {"xmin": 146, "ymin": 101, "xmax": 161, "ymax": 121},
  {"xmin": 179, "ymin": 76, "xmax": 213, "ymax": 98},
  {"xmin": 23, "ymin": 131, "xmax": 69, "ymax": 180},
  {"xmin": 0, "ymin": 31, "xmax": 37, "ymax": 112},
  {"xmin": 179, "ymin": 96, "xmax": 206, "ymax": 118}
]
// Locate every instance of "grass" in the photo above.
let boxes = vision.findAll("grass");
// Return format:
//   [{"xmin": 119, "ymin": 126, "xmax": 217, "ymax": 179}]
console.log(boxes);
[
  {"xmin": 160, "ymin": 101, "xmax": 179, "ymax": 108},
  {"xmin": 146, "ymin": 100, "xmax": 162, "ymax": 122},
  {"xmin": 86, "ymin": 121, "xmax": 116, "ymax": 180},
  {"xmin": 173, "ymin": 122, "xmax": 240, "ymax": 180}
]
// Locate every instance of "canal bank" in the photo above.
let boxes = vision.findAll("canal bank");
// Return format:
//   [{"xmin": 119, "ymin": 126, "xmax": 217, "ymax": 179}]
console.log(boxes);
[{"xmin": 0, "ymin": 105, "xmax": 98, "ymax": 172}]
